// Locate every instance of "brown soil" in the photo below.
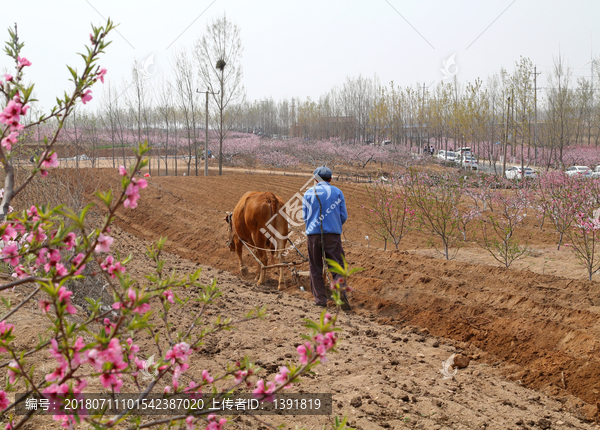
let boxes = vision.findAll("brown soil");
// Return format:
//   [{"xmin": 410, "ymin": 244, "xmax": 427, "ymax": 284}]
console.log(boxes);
[{"xmin": 97, "ymin": 171, "xmax": 600, "ymax": 415}]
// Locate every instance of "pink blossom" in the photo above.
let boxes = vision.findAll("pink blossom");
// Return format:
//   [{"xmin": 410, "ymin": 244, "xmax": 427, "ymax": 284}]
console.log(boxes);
[
  {"xmin": 7, "ymin": 360, "xmax": 19, "ymax": 384},
  {"xmin": 4, "ymin": 74, "xmax": 12, "ymax": 82},
  {"xmin": 186, "ymin": 416, "xmax": 195, "ymax": 430},
  {"xmin": 1, "ymin": 242, "xmax": 19, "ymax": 266},
  {"xmin": 296, "ymin": 342, "xmax": 313, "ymax": 365},
  {"xmin": 72, "ymin": 253, "xmax": 86, "ymax": 275},
  {"xmin": 126, "ymin": 338, "xmax": 139, "ymax": 355},
  {"xmin": 96, "ymin": 68, "xmax": 107, "ymax": 83},
  {"xmin": 1, "ymin": 224, "xmax": 16, "ymax": 242},
  {"xmin": 35, "ymin": 247, "xmax": 47, "ymax": 267},
  {"xmin": 206, "ymin": 414, "xmax": 227, "ymax": 430},
  {"xmin": 41, "ymin": 151, "xmax": 59, "ymax": 168},
  {"xmin": 100, "ymin": 373, "xmax": 123, "ymax": 392},
  {"xmin": 103, "ymin": 318, "xmax": 115, "ymax": 335},
  {"xmin": 101, "ymin": 255, "xmax": 126, "ymax": 278},
  {"xmin": 55, "ymin": 263, "xmax": 68, "ymax": 277},
  {"xmin": 252, "ymin": 379, "xmax": 277, "ymax": 402},
  {"xmin": 27, "ymin": 205, "xmax": 40, "ymax": 222},
  {"xmin": 11, "ymin": 264, "xmax": 28, "ymax": 279},
  {"xmin": 39, "ymin": 300, "xmax": 51, "ymax": 313},
  {"xmin": 0, "ymin": 390, "xmax": 9, "ymax": 410},
  {"xmin": 162, "ymin": 289, "xmax": 175, "ymax": 304},
  {"xmin": 57, "ymin": 286, "xmax": 77, "ymax": 314},
  {"xmin": 165, "ymin": 342, "xmax": 192, "ymax": 364},
  {"xmin": 274, "ymin": 366, "xmax": 292, "ymax": 388},
  {"xmin": 17, "ymin": 56, "xmax": 31, "ymax": 68},
  {"xmin": 63, "ymin": 232, "xmax": 76, "ymax": 250},
  {"xmin": 201, "ymin": 369, "xmax": 213, "ymax": 384},
  {"xmin": 1, "ymin": 132, "xmax": 18, "ymax": 151},
  {"xmin": 81, "ymin": 89, "xmax": 93, "ymax": 104},
  {"xmin": 26, "ymin": 226, "xmax": 47, "ymax": 243},
  {"xmin": 95, "ymin": 233, "xmax": 113, "ymax": 253},
  {"xmin": 234, "ymin": 370, "xmax": 248, "ymax": 384},
  {"xmin": 118, "ymin": 165, "xmax": 127, "ymax": 176}
]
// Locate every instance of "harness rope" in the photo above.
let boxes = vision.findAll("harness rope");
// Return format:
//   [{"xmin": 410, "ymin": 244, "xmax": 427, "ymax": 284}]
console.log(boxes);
[{"xmin": 226, "ymin": 214, "xmax": 308, "ymax": 259}]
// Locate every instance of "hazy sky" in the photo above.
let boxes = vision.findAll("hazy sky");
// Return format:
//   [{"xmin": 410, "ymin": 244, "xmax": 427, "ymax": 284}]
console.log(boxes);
[{"xmin": 2, "ymin": 1, "xmax": 599, "ymax": 111}]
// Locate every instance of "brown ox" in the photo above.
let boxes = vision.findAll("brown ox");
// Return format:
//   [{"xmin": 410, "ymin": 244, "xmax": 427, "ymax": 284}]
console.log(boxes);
[{"xmin": 224, "ymin": 191, "xmax": 289, "ymax": 289}]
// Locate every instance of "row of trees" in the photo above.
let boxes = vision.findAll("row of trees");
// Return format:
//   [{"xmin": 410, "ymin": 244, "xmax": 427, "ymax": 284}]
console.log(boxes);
[
  {"xmin": 235, "ymin": 57, "xmax": 600, "ymax": 171},
  {"xmin": 19, "ymin": 16, "xmax": 600, "ymax": 175},
  {"xmin": 361, "ymin": 170, "xmax": 600, "ymax": 280}
]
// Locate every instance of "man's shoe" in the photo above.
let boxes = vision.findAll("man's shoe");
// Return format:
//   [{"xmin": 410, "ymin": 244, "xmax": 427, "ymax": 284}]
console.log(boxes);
[{"xmin": 315, "ymin": 303, "xmax": 327, "ymax": 308}]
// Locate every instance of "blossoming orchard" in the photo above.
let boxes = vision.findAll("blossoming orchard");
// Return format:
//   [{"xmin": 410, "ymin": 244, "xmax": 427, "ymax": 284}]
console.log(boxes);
[{"xmin": 1, "ymin": 10, "xmax": 600, "ymax": 430}]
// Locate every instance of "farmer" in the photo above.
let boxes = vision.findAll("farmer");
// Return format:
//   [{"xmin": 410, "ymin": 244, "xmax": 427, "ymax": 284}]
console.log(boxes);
[{"xmin": 302, "ymin": 166, "xmax": 351, "ymax": 310}]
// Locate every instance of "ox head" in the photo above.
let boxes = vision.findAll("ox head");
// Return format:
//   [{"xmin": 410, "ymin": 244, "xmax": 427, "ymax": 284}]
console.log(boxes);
[{"xmin": 223, "ymin": 212, "xmax": 235, "ymax": 251}]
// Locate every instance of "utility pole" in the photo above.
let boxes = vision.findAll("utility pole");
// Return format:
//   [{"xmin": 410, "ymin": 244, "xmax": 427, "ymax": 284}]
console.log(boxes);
[
  {"xmin": 197, "ymin": 88, "xmax": 219, "ymax": 177},
  {"xmin": 503, "ymin": 93, "xmax": 511, "ymax": 176},
  {"xmin": 529, "ymin": 66, "xmax": 541, "ymax": 167},
  {"xmin": 420, "ymin": 82, "xmax": 426, "ymax": 156}
]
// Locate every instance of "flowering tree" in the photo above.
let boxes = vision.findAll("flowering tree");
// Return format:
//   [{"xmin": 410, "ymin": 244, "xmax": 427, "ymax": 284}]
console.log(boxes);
[
  {"xmin": 0, "ymin": 23, "xmax": 354, "ymax": 430},
  {"xmin": 358, "ymin": 178, "xmax": 415, "ymax": 250},
  {"xmin": 477, "ymin": 189, "xmax": 530, "ymax": 268},
  {"xmin": 535, "ymin": 172, "xmax": 589, "ymax": 250},
  {"xmin": 566, "ymin": 207, "xmax": 600, "ymax": 281},
  {"xmin": 402, "ymin": 170, "xmax": 463, "ymax": 260}
]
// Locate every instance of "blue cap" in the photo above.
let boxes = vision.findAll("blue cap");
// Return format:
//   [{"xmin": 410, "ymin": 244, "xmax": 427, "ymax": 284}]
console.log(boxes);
[{"xmin": 313, "ymin": 166, "xmax": 332, "ymax": 181}]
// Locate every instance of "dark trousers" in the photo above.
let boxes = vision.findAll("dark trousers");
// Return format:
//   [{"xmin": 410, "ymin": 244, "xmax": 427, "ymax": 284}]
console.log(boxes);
[{"xmin": 307, "ymin": 233, "xmax": 345, "ymax": 306}]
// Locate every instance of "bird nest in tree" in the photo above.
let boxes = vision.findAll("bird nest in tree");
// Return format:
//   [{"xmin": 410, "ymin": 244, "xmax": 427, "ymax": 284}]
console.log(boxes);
[{"xmin": 216, "ymin": 59, "xmax": 226, "ymax": 70}]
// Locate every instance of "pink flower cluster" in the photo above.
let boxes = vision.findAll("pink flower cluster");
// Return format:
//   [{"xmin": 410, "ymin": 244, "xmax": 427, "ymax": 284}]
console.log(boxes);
[
  {"xmin": 17, "ymin": 56, "xmax": 31, "ymax": 68},
  {"xmin": 297, "ymin": 331, "xmax": 337, "ymax": 365},
  {"xmin": 84, "ymin": 338, "xmax": 127, "ymax": 392},
  {"xmin": 43, "ymin": 377, "xmax": 87, "ymax": 428},
  {"xmin": 112, "ymin": 288, "xmax": 150, "ymax": 314},
  {"xmin": 164, "ymin": 342, "xmax": 195, "ymax": 390},
  {"xmin": 95, "ymin": 233, "xmax": 113, "ymax": 253},
  {"xmin": 39, "ymin": 286, "xmax": 77, "ymax": 315},
  {"xmin": 0, "ymin": 94, "xmax": 28, "ymax": 132},
  {"xmin": 40, "ymin": 152, "xmax": 59, "ymax": 177},
  {"xmin": 118, "ymin": 165, "xmax": 149, "ymax": 208},
  {"xmin": 124, "ymin": 177, "xmax": 148, "ymax": 209},
  {"xmin": 46, "ymin": 337, "xmax": 85, "ymax": 382},
  {"xmin": 252, "ymin": 379, "xmax": 276, "ymax": 402},
  {"xmin": 7, "ymin": 360, "xmax": 20, "ymax": 384},
  {"xmin": 205, "ymin": 414, "xmax": 227, "ymax": 430},
  {"xmin": 162, "ymin": 289, "xmax": 175, "ymax": 304},
  {"xmin": 0, "ymin": 390, "xmax": 8, "ymax": 410},
  {"xmin": 100, "ymin": 255, "xmax": 126, "ymax": 278}
]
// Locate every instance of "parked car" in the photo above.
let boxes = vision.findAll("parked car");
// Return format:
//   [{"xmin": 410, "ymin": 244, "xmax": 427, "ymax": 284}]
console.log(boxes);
[
  {"xmin": 437, "ymin": 150, "xmax": 457, "ymax": 162},
  {"xmin": 460, "ymin": 155, "xmax": 478, "ymax": 170},
  {"xmin": 591, "ymin": 166, "xmax": 600, "ymax": 178},
  {"xmin": 505, "ymin": 166, "xmax": 537, "ymax": 180},
  {"xmin": 565, "ymin": 166, "xmax": 592, "ymax": 177}
]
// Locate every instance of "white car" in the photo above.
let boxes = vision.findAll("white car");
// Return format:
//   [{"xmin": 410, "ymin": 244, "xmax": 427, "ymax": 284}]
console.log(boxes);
[
  {"xmin": 505, "ymin": 166, "xmax": 537, "ymax": 180},
  {"xmin": 437, "ymin": 150, "xmax": 457, "ymax": 162},
  {"xmin": 565, "ymin": 166, "xmax": 591, "ymax": 177},
  {"xmin": 591, "ymin": 166, "xmax": 600, "ymax": 178},
  {"xmin": 460, "ymin": 155, "xmax": 478, "ymax": 170}
]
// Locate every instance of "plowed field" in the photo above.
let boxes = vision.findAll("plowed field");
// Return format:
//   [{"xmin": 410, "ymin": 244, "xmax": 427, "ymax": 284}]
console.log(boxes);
[{"xmin": 96, "ymin": 169, "xmax": 600, "ymax": 420}]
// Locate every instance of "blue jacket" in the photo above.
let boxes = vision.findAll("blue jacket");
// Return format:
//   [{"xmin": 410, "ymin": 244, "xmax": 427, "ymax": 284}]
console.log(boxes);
[{"xmin": 302, "ymin": 182, "xmax": 348, "ymax": 236}]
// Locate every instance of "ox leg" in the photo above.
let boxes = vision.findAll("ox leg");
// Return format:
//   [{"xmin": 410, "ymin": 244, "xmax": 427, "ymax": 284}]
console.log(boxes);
[
  {"xmin": 235, "ymin": 238, "xmax": 248, "ymax": 275},
  {"xmin": 277, "ymin": 249, "xmax": 286, "ymax": 290},
  {"xmin": 256, "ymin": 249, "xmax": 268, "ymax": 285}
]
